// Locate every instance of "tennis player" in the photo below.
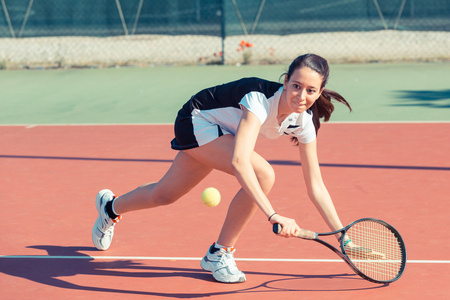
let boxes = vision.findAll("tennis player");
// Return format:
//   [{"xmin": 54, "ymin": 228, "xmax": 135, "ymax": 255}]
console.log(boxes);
[{"xmin": 92, "ymin": 53, "xmax": 352, "ymax": 283}]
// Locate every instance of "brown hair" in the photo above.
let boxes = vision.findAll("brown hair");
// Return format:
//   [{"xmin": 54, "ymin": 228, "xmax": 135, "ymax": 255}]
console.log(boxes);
[{"xmin": 283, "ymin": 54, "xmax": 352, "ymax": 144}]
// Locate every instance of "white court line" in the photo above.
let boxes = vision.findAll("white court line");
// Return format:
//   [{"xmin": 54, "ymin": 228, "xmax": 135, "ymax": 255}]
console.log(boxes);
[
  {"xmin": 0, "ymin": 123, "xmax": 172, "ymax": 127},
  {"xmin": 0, "ymin": 255, "xmax": 448, "ymax": 264}
]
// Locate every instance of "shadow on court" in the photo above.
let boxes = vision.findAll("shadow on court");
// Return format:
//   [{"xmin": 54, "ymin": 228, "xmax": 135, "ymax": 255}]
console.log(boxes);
[
  {"xmin": 393, "ymin": 89, "xmax": 450, "ymax": 108},
  {"xmin": 1, "ymin": 155, "xmax": 448, "ymax": 171},
  {"xmin": 0, "ymin": 245, "xmax": 384, "ymax": 298}
]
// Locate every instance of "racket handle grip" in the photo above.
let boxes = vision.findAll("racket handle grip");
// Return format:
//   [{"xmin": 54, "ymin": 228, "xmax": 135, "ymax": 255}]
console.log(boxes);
[{"xmin": 272, "ymin": 223, "xmax": 317, "ymax": 240}]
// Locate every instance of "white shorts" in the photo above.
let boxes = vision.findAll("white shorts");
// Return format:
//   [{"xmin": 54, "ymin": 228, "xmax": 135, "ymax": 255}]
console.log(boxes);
[{"xmin": 171, "ymin": 107, "xmax": 232, "ymax": 150}]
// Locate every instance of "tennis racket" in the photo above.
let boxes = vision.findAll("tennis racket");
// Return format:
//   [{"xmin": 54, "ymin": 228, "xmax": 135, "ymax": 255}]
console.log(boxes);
[{"xmin": 273, "ymin": 218, "xmax": 406, "ymax": 284}]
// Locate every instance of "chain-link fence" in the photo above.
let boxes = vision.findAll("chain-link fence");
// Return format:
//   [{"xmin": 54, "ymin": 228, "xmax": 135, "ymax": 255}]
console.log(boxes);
[{"xmin": 1, "ymin": 0, "xmax": 449, "ymax": 69}]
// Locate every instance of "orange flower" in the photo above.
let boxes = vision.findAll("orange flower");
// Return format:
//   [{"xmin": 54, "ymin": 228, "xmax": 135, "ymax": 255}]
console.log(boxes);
[
  {"xmin": 239, "ymin": 40, "xmax": 246, "ymax": 47},
  {"xmin": 245, "ymin": 42, "xmax": 254, "ymax": 48}
]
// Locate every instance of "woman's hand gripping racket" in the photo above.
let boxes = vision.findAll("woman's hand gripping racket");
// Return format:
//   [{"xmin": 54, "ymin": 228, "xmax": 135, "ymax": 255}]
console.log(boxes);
[{"xmin": 273, "ymin": 218, "xmax": 406, "ymax": 284}]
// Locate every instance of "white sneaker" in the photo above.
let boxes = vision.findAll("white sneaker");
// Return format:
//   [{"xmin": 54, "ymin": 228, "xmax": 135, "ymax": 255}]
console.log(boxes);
[
  {"xmin": 92, "ymin": 189, "xmax": 121, "ymax": 250},
  {"xmin": 200, "ymin": 244, "xmax": 246, "ymax": 283}
]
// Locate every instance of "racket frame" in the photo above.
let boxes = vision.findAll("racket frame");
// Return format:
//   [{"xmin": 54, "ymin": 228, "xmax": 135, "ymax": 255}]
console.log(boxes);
[{"xmin": 273, "ymin": 218, "xmax": 407, "ymax": 284}]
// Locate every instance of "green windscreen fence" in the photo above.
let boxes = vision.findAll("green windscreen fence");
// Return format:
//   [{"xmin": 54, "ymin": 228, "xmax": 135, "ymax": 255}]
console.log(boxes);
[{"xmin": 1, "ymin": 0, "xmax": 449, "ymax": 67}]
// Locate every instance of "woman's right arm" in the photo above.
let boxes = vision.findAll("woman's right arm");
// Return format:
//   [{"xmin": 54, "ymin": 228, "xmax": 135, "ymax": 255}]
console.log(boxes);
[{"xmin": 232, "ymin": 107, "xmax": 300, "ymax": 237}]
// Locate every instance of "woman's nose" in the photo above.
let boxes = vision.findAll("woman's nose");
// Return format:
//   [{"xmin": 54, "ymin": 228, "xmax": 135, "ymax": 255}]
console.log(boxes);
[{"xmin": 299, "ymin": 89, "xmax": 307, "ymax": 100}]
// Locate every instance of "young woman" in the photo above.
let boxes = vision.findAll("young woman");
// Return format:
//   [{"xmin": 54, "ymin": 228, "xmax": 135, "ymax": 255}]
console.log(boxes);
[{"xmin": 92, "ymin": 53, "xmax": 352, "ymax": 283}]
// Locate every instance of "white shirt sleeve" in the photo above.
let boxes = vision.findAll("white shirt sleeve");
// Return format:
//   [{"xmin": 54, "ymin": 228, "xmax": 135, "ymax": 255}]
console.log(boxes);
[{"xmin": 239, "ymin": 92, "xmax": 270, "ymax": 125}]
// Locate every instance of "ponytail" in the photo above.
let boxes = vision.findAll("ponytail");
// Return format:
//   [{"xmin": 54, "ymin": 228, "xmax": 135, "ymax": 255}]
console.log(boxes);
[
  {"xmin": 311, "ymin": 88, "xmax": 352, "ymax": 133},
  {"xmin": 290, "ymin": 88, "xmax": 351, "ymax": 145}
]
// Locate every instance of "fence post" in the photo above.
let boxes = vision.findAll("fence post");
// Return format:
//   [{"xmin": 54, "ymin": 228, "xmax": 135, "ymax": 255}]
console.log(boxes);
[
  {"xmin": 221, "ymin": 0, "xmax": 226, "ymax": 65},
  {"xmin": 1, "ymin": 0, "xmax": 15, "ymax": 38}
]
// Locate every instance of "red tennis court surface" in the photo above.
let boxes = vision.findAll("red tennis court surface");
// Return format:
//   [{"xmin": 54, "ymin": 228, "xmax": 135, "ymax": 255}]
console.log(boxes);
[{"xmin": 1, "ymin": 123, "xmax": 449, "ymax": 299}]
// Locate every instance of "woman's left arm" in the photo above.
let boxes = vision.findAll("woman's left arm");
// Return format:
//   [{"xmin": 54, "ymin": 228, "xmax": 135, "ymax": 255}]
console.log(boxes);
[{"xmin": 298, "ymin": 139, "xmax": 344, "ymax": 232}]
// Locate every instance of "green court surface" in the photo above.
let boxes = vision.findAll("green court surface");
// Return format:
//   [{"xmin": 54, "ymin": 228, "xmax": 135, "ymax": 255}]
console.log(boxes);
[{"xmin": 0, "ymin": 63, "xmax": 449, "ymax": 125}]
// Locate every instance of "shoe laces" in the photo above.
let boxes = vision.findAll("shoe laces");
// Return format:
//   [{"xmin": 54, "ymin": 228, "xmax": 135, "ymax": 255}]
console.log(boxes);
[
  {"xmin": 100, "ymin": 211, "xmax": 121, "ymax": 231},
  {"xmin": 217, "ymin": 248, "xmax": 239, "ymax": 270}
]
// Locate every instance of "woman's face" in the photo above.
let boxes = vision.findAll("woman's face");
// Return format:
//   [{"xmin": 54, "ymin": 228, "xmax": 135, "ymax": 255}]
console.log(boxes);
[{"xmin": 283, "ymin": 66, "xmax": 324, "ymax": 114}]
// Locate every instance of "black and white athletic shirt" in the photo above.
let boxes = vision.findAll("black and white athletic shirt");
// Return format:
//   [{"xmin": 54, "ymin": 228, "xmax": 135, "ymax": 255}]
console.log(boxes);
[{"xmin": 171, "ymin": 77, "xmax": 316, "ymax": 150}]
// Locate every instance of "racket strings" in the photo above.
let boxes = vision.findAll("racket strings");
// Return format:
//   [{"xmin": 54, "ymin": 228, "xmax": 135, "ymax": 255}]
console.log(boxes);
[{"xmin": 344, "ymin": 220, "xmax": 404, "ymax": 282}]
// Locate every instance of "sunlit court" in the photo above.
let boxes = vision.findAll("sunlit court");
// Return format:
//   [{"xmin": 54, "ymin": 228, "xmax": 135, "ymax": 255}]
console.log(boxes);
[{"xmin": 1, "ymin": 1, "xmax": 449, "ymax": 299}]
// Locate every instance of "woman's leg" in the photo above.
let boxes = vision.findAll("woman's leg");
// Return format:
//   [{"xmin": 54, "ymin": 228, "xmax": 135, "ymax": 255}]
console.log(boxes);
[
  {"xmin": 178, "ymin": 134, "xmax": 274, "ymax": 283},
  {"xmin": 93, "ymin": 150, "xmax": 213, "ymax": 251},
  {"xmin": 113, "ymin": 151, "xmax": 213, "ymax": 214}
]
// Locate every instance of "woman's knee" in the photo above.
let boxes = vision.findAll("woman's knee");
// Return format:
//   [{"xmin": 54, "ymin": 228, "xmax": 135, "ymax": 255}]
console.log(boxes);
[
  {"xmin": 154, "ymin": 195, "xmax": 178, "ymax": 206},
  {"xmin": 255, "ymin": 163, "xmax": 275, "ymax": 194},
  {"xmin": 141, "ymin": 183, "xmax": 180, "ymax": 207}
]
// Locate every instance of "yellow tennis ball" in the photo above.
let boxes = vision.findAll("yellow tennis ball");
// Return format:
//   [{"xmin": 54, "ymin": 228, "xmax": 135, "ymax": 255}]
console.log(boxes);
[{"xmin": 201, "ymin": 187, "xmax": 221, "ymax": 207}]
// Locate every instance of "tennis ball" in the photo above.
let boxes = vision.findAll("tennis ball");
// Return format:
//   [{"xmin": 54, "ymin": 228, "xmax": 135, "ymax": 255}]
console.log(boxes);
[{"xmin": 201, "ymin": 187, "xmax": 221, "ymax": 207}]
